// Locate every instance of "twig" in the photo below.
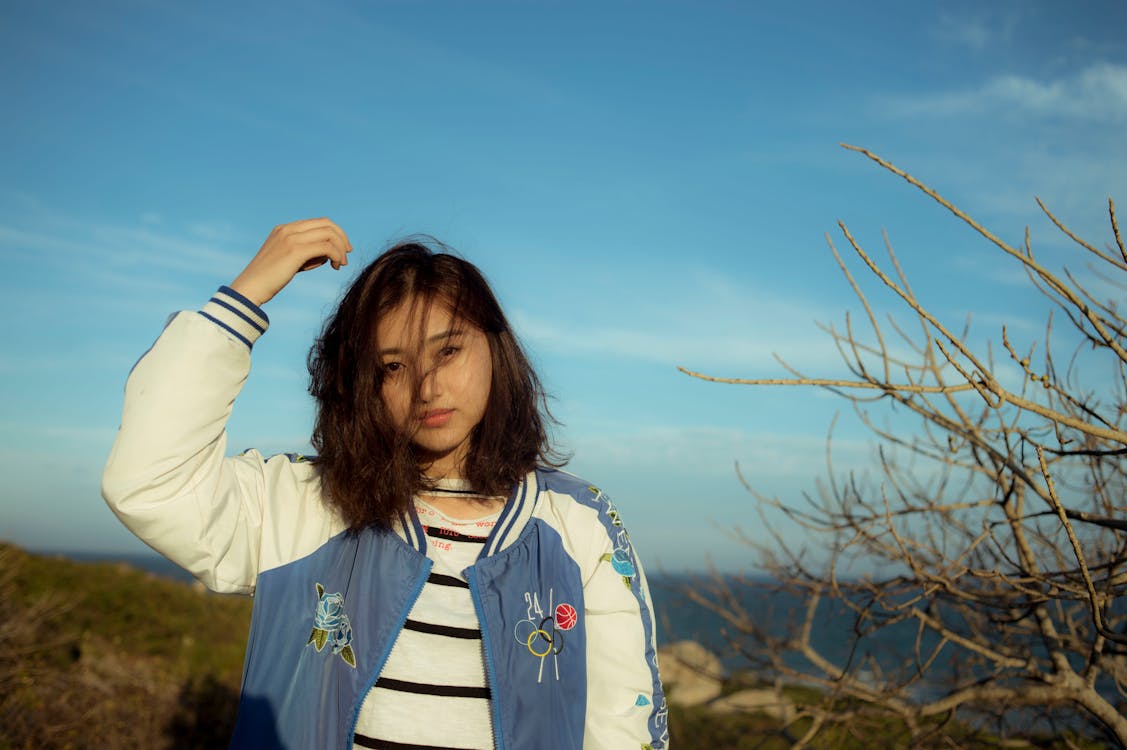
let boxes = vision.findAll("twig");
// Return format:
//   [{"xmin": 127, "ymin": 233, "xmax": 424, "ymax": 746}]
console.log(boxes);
[{"xmin": 676, "ymin": 366, "xmax": 974, "ymax": 392}]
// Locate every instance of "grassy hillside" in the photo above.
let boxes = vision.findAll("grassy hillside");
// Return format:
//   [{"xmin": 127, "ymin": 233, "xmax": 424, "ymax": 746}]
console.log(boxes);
[{"xmin": 0, "ymin": 542, "xmax": 250, "ymax": 749}]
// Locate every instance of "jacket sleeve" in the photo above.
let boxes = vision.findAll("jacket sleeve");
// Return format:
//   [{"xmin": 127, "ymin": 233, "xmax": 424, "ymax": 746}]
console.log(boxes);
[
  {"xmin": 101, "ymin": 286, "xmax": 275, "ymax": 594},
  {"xmin": 581, "ymin": 492, "xmax": 669, "ymax": 750}
]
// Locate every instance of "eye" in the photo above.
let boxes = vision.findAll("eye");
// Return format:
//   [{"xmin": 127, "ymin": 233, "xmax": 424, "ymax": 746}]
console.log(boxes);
[
  {"xmin": 438, "ymin": 345, "xmax": 460, "ymax": 358},
  {"xmin": 383, "ymin": 361, "xmax": 405, "ymax": 375}
]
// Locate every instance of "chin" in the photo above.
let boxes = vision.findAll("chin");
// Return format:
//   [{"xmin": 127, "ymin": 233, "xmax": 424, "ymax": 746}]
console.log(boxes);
[{"xmin": 411, "ymin": 442, "xmax": 468, "ymax": 473}]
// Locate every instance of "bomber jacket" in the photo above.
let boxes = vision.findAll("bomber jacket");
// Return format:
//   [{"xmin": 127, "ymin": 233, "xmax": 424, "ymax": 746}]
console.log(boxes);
[{"xmin": 101, "ymin": 287, "xmax": 669, "ymax": 749}]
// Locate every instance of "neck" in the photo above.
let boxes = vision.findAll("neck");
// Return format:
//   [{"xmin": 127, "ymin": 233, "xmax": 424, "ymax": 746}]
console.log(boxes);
[
  {"xmin": 424, "ymin": 476, "xmax": 476, "ymax": 491},
  {"xmin": 415, "ymin": 446, "xmax": 468, "ymax": 480}
]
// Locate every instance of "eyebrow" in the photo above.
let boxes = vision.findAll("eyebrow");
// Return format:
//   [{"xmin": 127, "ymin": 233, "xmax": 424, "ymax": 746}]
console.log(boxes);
[{"xmin": 378, "ymin": 329, "xmax": 464, "ymax": 357}]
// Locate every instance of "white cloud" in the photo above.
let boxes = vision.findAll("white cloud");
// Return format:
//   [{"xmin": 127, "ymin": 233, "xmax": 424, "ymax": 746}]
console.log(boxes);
[
  {"xmin": 858, "ymin": 85, "xmax": 1125, "ymax": 234},
  {"xmin": 510, "ymin": 266, "xmax": 868, "ymax": 376},
  {"xmin": 880, "ymin": 63, "xmax": 1127, "ymax": 122},
  {"xmin": 0, "ymin": 421, "xmax": 118, "ymax": 445},
  {"xmin": 0, "ymin": 217, "xmax": 245, "ymax": 280},
  {"xmin": 187, "ymin": 220, "xmax": 246, "ymax": 244},
  {"xmin": 0, "ymin": 192, "xmax": 266, "ymax": 318},
  {"xmin": 934, "ymin": 15, "xmax": 999, "ymax": 51},
  {"xmin": 571, "ymin": 424, "xmax": 877, "ymax": 484},
  {"xmin": 514, "ymin": 311, "xmax": 789, "ymax": 371},
  {"xmin": 932, "ymin": 5, "xmax": 1027, "ymax": 53},
  {"xmin": 88, "ymin": 224, "xmax": 246, "ymax": 275},
  {"xmin": 0, "ymin": 351, "xmax": 138, "ymax": 374},
  {"xmin": 512, "ymin": 257, "xmax": 1030, "ymax": 389}
]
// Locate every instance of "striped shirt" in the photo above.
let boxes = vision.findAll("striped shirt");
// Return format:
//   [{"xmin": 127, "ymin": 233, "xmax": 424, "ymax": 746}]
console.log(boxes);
[{"xmin": 353, "ymin": 491, "xmax": 502, "ymax": 750}]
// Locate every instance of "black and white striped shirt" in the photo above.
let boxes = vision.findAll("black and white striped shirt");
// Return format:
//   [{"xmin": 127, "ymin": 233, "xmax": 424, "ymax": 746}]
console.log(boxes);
[{"xmin": 353, "ymin": 492, "xmax": 501, "ymax": 750}]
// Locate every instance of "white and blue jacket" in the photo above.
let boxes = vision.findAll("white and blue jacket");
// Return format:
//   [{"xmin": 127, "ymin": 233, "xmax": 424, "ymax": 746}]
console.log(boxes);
[{"xmin": 101, "ymin": 287, "xmax": 669, "ymax": 749}]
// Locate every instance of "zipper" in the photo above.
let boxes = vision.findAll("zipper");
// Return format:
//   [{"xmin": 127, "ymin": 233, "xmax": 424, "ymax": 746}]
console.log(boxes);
[
  {"xmin": 345, "ymin": 556, "xmax": 432, "ymax": 744},
  {"xmin": 467, "ymin": 566, "xmax": 504, "ymax": 750}
]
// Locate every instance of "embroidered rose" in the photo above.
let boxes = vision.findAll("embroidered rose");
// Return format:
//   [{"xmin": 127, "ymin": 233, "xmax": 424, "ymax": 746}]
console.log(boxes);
[
  {"xmin": 611, "ymin": 548, "xmax": 636, "ymax": 577},
  {"xmin": 307, "ymin": 583, "xmax": 356, "ymax": 668},
  {"xmin": 594, "ymin": 491, "xmax": 639, "ymax": 589},
  {"xmin": 314, "ymin": 590, "xmax": 345, "ymax": 631},
  {"xmin": 331, "ymin": 614, "xmax": 353, "ymax": 654}
]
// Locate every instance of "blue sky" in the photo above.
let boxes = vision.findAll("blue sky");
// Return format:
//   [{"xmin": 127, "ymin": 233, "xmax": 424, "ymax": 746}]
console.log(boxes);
[{"xmin": 1, "ymin": 0, "xmax": 1124, "ymax": 571}]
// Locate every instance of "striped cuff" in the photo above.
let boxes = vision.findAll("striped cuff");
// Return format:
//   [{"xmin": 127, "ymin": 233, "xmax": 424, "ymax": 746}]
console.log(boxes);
[{"xmin": 199, "ymin": 285, "xmax": 270, "ymax": 348}]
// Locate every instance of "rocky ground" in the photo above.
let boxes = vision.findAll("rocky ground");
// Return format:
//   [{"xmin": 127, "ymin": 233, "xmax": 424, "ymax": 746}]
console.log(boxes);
[{"xmin": 658, "ymin": 640, "xmax": 795, "ymax": 721}]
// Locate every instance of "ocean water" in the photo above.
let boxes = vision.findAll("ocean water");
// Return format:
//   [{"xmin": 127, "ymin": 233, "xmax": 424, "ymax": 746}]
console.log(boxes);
[{"xmin": 647, "ymin": 574, "xmax": 946, "ymax": 686}]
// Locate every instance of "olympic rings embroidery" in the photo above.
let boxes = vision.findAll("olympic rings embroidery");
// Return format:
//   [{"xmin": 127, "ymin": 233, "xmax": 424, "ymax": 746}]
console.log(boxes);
[{"xmin": 513, "ymin": 589, "xmax": 576, "ymax": 683}]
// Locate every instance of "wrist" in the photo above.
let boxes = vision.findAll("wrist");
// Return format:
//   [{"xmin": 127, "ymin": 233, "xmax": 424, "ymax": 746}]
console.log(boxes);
[
  {"xmin": 229, "ymin": 276, "xmax": 270, "ymax": 308},
  {"xmin": 199, "ymin": 286, "xmax": 270, "ymax": 348}
]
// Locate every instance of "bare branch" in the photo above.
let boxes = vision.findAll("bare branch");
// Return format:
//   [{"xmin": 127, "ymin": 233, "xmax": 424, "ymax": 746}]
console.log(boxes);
[
  {"xmin": 841, "ymin": 143, "xmax": 1127, "ymax": 367},
  {"xmin": 676, "ymin": 366, "xmax": 975, "ymax": 393},
  {"xmin": 680, "ymin": 148, "xmax": 1127, "ymax": 746},
  {"xmin": 1112, "ymin": 198, "xmax": 1125, "ymax": 265},
  {"xmin": 1037, "ymin": 196, "xmax": 1127, "ymax": 272}
]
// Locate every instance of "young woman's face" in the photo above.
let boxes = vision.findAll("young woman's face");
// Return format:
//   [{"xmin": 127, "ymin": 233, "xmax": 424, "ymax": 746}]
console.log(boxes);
[{"xmin": 376, "ymin": 295, "xmax": 493, "ymax": 478}]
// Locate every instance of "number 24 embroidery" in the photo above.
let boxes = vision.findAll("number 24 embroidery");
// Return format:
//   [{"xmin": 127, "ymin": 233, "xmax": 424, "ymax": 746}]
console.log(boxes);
[{"xmin": 512, "ymin": 589, "xmax": 578, "ymax": 683}]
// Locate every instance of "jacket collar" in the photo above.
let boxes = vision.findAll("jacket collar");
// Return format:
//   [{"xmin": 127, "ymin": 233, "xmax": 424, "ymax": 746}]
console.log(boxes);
[{"xmin": 393, "ymin": 470, "xmax": 540, "ymax": 558}]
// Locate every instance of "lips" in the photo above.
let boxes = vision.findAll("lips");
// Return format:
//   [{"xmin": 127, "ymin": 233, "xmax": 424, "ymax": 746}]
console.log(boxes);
[{"xmin": 418, "ymin": 409, "xmax": 454, "ymax": 428}]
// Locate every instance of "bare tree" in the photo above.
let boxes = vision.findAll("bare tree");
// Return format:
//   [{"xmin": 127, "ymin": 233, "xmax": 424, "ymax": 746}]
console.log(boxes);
[{"xmin": 680, "ymin": 145, "xmax": 1127, "ymax": 748}]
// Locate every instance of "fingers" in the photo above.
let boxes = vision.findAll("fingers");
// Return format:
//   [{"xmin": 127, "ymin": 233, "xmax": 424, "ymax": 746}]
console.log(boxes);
[
  {"xmin": 230, "ymin": 218, "xmax": 354, "ymax": 306},
  {"xmin": 280, "ymin": 218, "xmax": 352, "ymax": 252},
  {"xmin": 286, "ymin": 219, "xmax": 352, "ymax": 271},
  {"xmin": 288, "ymin": 228, "xmax": 348, "ymax": 270}
]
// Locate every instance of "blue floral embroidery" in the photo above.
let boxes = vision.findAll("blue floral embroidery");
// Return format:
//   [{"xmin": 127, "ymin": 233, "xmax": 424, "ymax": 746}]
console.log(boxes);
[
  {"xmin": 331, "ymin": 614, "xmax": 353, "ymax": 655},
  {"xmin": 315, "ymin": 590, "xmax": 345, "ymax": 631},
  {"xmin": 591, "ymin": 489, "xmax": 639, "ymax": 590},
  {"xmin": 307, "ymin": 583, "xmax": 356, "ymax": 668},
  {"xmin": 611, "ymin": 548, "xmax": 636, "ymax": 577}
]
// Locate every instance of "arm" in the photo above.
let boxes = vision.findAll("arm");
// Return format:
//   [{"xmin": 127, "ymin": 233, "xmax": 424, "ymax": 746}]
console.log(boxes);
[
  {"xmin": 582, "ymin": 495, "xmax": 669, "ymax": 750},
  {"xmin": 101, "ymin": 219, "xmax": 352, "ymax": 593},
  {"xmin": 102, "ymin": 291, "xmax": 270, "ymax": 592}
]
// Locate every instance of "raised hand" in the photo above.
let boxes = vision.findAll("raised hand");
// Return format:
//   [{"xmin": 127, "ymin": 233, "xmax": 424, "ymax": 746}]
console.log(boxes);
[{"xmin": 230, "ymin": 218, "xmax": 353, "ymax": 306}]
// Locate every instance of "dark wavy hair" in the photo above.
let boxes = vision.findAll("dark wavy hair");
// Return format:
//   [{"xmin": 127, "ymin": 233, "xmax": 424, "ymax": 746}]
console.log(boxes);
[{"xmin": 307, "ymin": 237, "xmax": 562, "ymax": 530}]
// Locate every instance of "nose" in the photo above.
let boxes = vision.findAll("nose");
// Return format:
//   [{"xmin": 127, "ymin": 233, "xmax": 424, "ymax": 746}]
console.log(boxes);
[{"xmin": 418, "ymin": 364, "xmax": 441, "ymax": 403}]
